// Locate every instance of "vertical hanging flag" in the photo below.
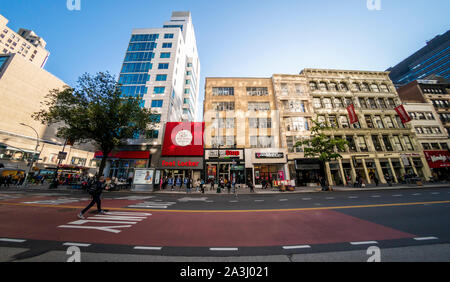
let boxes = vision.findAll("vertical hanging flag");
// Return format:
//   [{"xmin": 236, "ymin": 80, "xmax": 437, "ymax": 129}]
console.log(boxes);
[
  {"xmin": 347, "ymin": 104, "xmax": 358, "ymax": 124},
  {"xmin": 395, "ymin": 105, "xmax": 412, "ymax": 124}
]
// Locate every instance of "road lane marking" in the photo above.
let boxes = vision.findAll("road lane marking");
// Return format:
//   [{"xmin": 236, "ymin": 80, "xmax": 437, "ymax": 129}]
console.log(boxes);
[
  {"xmin": 412, "ymin": 193, "xmax": 421, "ymax": 196},
  {"xmin": 431, "ymin": 192, "xmax": 440, "ymax": 195},
  {"xmin": 63, "ymin": 242, "xmax": 91, "ymax": 247},
  {"xmin": 3, "ymin": 200, "xmax": 450, "ymax": 213},
  {"xmin": 134, "ymin": 246, "xmax": 162, "ymax": 250},
  {"xmin": 0, "ymin": 238, "xmax": 26, "ymax": 243},
  {"xmin": 302, "ymin": 198, "xmax": 312, "ymax": 200},
  {"xmin": 371, "ymin": 195, "xmax": 381, "ymax": 198},
  {"xmin": 254, "ymin": 200, "xmax": 264, "ymax": 202},
  {"xmin": 210, "ymin": 248, "xmax": 238, "ymax": 251},
  {"xmin": 392, "ymin": 194, "xmax": 403, "ymax": 197},
  {"xmin": 350, "ymin": 241, "xmax": 378, "ymax": 245},
  {"xmin": 283, "ymin": 245, "xmax": 311, "ymax": 249},
  {"xmin": 414, "ymin": 237, "xmax": 438, "ymax": 241},
  {"xmin": 279, "ymin": 199, "xmax": 288, "ymax": 201},
  {"xmin": 326, "ymin": 197, "xmax": 335, "ymax": 199},
  {"xmin": 349, "ymin": 196, "xmax": 358, "ymax": 199}
]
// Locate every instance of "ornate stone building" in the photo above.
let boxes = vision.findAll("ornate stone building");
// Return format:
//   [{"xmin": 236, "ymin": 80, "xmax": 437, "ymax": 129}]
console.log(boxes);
[{"xmin": 300, "ymin": 68, "xmax": 432, "ymax": 186}]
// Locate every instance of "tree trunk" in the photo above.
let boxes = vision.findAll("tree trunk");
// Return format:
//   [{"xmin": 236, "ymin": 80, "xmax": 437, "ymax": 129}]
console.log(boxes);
[{"xmin": 97, "ymin": 150, "xmax": 111, "ymax": 179}]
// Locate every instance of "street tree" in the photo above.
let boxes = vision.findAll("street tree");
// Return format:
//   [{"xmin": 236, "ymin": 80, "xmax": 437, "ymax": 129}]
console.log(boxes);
[
  {"xmin": 33, "ymin": 72, "xmax": 157, "ymax": 179},
  {"xmin": 295, "ymin": 119, "xmax": 348, "ymax": 190}
]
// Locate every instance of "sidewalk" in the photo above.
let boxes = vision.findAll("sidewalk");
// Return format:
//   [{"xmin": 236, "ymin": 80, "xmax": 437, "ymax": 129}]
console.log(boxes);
[{"xmin": 1, "ymin": 181, "xmax": 449, "ymax": 195}]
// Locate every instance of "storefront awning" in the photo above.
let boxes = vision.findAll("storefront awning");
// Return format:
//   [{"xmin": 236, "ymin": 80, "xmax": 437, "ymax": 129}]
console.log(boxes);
[{"xmin": 94, "ymin": 151, "xmax": 150, "ymax": 159}]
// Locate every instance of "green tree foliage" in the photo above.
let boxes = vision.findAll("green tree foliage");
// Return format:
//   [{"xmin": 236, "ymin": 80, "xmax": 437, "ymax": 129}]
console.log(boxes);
[
  {"xmin": 295, "ymin": 119, "xmax": 348, "ymax": 162},
  {"xmin": 33, "ymin": 72, "xmax": 156, "ymax": 177}
]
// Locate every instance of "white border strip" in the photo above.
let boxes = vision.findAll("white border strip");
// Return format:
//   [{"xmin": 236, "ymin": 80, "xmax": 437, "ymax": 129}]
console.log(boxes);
[
  {"xmin": 350, "ymin": 241, "xmax": 378, "ymax": 245},
  {"xmin": 0, "ymin": 238, "xmax": 26, "ymax": 243},
  {"xmin": 283, "ymin": 245, "xmax": 311, "ymax": 250},
  {"xmin": 134, "ymin": 246, "xmax": 162, "ymax": 250},
  {"xmin": 63, "ymin": 242, "xmax": 91, "ymax": 247},
  {"xmin": 414, "ymin": 237, "xmax": 438, "ymax": 241},
  {"xmin": 209, "ymin": 248, "xmax": 238, "ymax": 251}
]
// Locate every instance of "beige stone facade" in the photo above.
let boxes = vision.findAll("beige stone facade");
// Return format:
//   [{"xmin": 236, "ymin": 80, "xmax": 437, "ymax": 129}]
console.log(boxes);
[
  {"xmin": 204, "ymin": 77, "xmax": 287, "ymax": 185},
  {"xmin": 0, "ymin": 14, "xmax": 49, "ymax": 68},
  {"xmin": 0, "ymin": 54, "xmax": 97, "ymax": 177},
  {"xmin": 204, "ymin": 69, "xmax": 433, "ymax": 187},
  {"xmin": 302, "ymin": 68, "xmax": 432, "ymax": 186}
]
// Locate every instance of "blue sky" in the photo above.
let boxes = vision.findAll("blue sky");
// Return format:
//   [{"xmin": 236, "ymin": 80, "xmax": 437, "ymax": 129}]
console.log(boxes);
[{"xmin": 1, "ymin": 0, "xmax": 449, "ymax": 120}]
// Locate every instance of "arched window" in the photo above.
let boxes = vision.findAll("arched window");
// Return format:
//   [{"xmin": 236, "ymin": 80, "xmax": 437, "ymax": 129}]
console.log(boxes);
[
  {"xmin": 329, "ymin": 82, "xmax": 338, "ymax": 91},
  {"xmin": 309, "ymin": 81, "xmax": 318, "ymax": 91},
  {"xmin": 361, "ymin": 83, "xmax": 370, "ymax": 92},
  {"xmin": 352, "ymin": 83, "xmax": 361, "ymax": 92},
  {"xmin": 380, "ymin": 84, "xmax": 389, "ymax": 93},
  {"xmin": 339, "ymin": 82, "xmax": 348, "ymax": 91},
  {"xmin": 319, "ymin": 81, "xmax": 328, "ymax": 91},
  {"xmin": 370, "ymin": 83, "xmax": 380, "ymax": 92}
]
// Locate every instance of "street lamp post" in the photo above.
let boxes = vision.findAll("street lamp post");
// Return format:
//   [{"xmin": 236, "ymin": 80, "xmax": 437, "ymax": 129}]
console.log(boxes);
[{"xmin": 20, "ymin": 123, "xmax": 39, "ymax": 187}]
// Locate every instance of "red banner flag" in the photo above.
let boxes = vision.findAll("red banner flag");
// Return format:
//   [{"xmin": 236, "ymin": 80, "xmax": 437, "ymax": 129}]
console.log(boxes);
[
  {"xmin": 346, "ymin": 104, "xmax": 358, "ymax": 124},
  {"xmin": 395, "ymin": 105, "xmax": 412, "ymax": 124}
]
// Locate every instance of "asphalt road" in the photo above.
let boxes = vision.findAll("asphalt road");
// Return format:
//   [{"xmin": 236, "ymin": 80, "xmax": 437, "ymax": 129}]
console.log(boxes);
[{"xmin": 0, "ymin": 186, "xmax": 449, "ymax": 262}]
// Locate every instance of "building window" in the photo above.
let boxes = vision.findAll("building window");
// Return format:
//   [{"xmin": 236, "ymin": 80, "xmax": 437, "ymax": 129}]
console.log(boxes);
[
  {"xmin": 352, "ymin": 83, "xmax": 361, "ymax": 92},
  {"xmin": 323, "ymin": 98, "xmax": 332, "ymax": 109},
  {"xmin": 380, "ymin": 84, "xmax": 389, "ymax": 92},
  {"xmin": 368, "ymin": 98, "xmax": 377, "ymax": 109},
  {"xmin": 249, "ymin": 118, "xmax": 272, "ymax": 129},
  {"xmin": 153, "ymin": 87, "xmax": 165, "ymax": 94},
  {"xmin": 361, "ymin": 83, "xmax": 370, "ymax": 92},
  {"xmin": 365, "ymin": 116, "xmax": 374, "ymax": 128},
  {"xmin": 373, "ymin": 115, "xmax": 384, "ymax": 129},
  {"xmin": 164, "ymin": 33, "xmax": 174, "ymax": 39},
  {"xmin": 371, "ymin": 135, "xmax": 382, "ymax": 151},
  {"xmin": 359, "ymin": 98, "xmax": 368, "ymax": 109},
  {"xmin": 160, "ymin": 52, "xmax": 171, "ymax": 58},
  {"xmin": 151, "ymin": 100, "xmax": 163, "ymax": 108},
  {"xmin": 340, "ymin": 116, "xmax": 349, "ymax": 128},
  {"xmin": 319, "ymin": 82, "xmax": 328, "ymax": 91},
  {"xmin": 162, "ymin": 42, "xmax": 172, "ymax": 48},
  {"xmin": 212, "ymin": 87, "xmax": 234, "ymax": 96},
  {"xmin": 422, "ymin": 143, "xmax": 431, "ymax": 150},
  {"xmin": 403, "ymin": 136, "xmax": 414, "ymax": 150},
  {"xmin": 392, "ymin": 136, "xmax": 404, "ymax": 151},
  {"xmin": 328, "ymin": 115, "xmax": 337, "ymax": 128},
  {"xmin": 158, "ymin": 63, "xmax": 169, "ymax": 69},
  {"xmin": 156, "ymin": 74, "xmax": 167, "ymax": 81},
  {"xmin": 248, "ymin": 102, "xmax": 270, "ymax": 111},
  {"xmin": 382, "ymin": 136, "xmax": 393, "ymax": 151},
  {"xmin": 250, "ymin": 136, "xmax": 274, "ymax": 148},
  {"xmin": 284, "ymin": 100, "xmax": 305, "ymax": 112},
  {"xmin": 384, "ymin": 116, "xmax": 395, "ymax": 128},
  {"xmin": 333, "ymin": 97, "xmax": 343, "ymax": 108},
  {"xmin": 247, "ymin": 87, "xmax": 269, "ymax": 96},
  {"xmin": 346, "ymin": 136, "xmax": 356, "ymax": 152},
  {"xmin": 313, "ymin": 98, "xmax": 322, "ymax": 108},
  {"xmin": 370, "ymin": 84, "xmax": 380, "ymax": 92},
  {"xmin": 339, "ymin": 82, "xmax": 348, "ymax": 91},
  {"xmin": 309, "ymin": 81, "xmax": 318, "ymax": 91},
  {"xmin": 358, "ymin": 136, "xmax": 368, "ymax": 152},
  {"xmin": 214, "ymin": 102, "xmax": 235, "ymax": 111}
]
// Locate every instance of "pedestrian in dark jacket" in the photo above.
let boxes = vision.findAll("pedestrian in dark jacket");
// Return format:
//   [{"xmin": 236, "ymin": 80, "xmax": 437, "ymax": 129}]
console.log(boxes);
[{"xmin": 78, "ymin": 176, "xmax": 108, "ymax": 219}]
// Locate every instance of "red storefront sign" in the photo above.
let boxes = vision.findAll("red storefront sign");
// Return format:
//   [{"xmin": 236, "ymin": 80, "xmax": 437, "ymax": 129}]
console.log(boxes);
[
  {"xmin": 161, "ymin": 160, "xmax": 200, "ymax": 167},
  {"xmin": 94, "ymin": 151, "xmax": 150, "ymax": 159},
  {"xmin": 424, "ymin": 151, "xmax": 450, "ymax": 168},
  {"xmin": 395, "ymin": 105, "xmax": 412, "ymax": 124},
  {"xmin": 162, "ymin": 122, "xmax": 205, "ymax": 156},
  {"xmin": 346, "ymin": 104, "xmax": 358, "ymax": 124}
]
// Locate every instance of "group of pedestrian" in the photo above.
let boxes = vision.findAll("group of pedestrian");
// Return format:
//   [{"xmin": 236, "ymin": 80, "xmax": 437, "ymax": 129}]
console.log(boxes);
[{"xmin": 0, "ymin": 174, "xmax": 26, "ymax": 187}]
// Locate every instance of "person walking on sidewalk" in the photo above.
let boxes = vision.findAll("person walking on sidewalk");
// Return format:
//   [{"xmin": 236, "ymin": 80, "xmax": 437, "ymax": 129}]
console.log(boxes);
[
  {"xmin": 200, "ymin": 178, "xmax": 205, "ymax": 194},
  {"xmin": 78, "ymin": 176, "xmax": 108, "ymax": 219}
]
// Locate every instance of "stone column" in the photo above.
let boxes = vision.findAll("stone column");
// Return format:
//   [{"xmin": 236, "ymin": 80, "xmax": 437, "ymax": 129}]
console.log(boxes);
[
  {"xmin": 388, "ymin": 158, "xmax": 398, "ymax": 183},
  {"xmin": 374, "ymin": 158, "xmax": 386, "ymax": 183},
  {"xmin": 338, "ymin": 158, "xmax": 347, "ymax": 186},
  {"xmin": 361, "ymin": 159, "xmax": 371, "ymax": 184}
]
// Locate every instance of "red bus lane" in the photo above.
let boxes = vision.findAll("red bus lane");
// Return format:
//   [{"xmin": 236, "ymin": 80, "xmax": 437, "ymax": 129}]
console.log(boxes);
[{"xmin": 0, "ymin": 201, "xmax": 415, "ymax": 247}]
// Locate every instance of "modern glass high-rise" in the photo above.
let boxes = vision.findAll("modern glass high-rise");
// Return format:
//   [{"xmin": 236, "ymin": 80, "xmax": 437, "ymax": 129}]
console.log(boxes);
[
  {"xmin": 118, "ymin": 11, "xmax": 201, "ymax": 144},
  {"xmin": 386, "ymin": 30, "xmax": 449, "ymax": 87}
]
